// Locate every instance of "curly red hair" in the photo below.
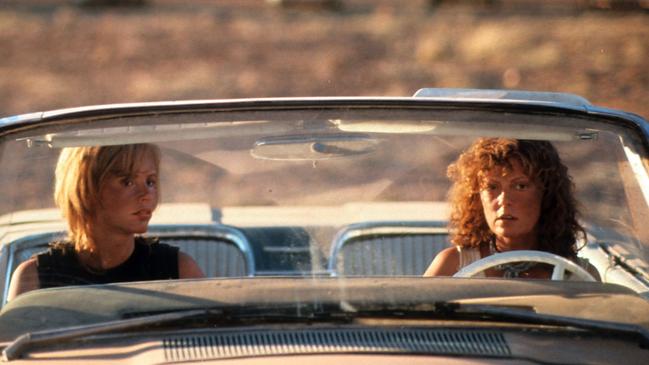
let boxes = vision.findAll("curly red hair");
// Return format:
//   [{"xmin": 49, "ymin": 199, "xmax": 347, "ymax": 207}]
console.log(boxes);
[{"xmin": 447, "ymin": 138, "xmax": 584, "ymax": 258}]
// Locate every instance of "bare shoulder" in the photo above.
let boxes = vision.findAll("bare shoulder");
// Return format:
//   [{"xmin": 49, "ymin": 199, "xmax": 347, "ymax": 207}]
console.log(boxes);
[
  {"xmin": 423, "ymin": 246, "xmax": 460, "ymax": 277},
  {"xmin": 178, "ymin": 252, "xmax": 205, "ymax": 279},
  {"xmin": 7, "ymin": 257, "xmax": 40, "ymax": 301}
]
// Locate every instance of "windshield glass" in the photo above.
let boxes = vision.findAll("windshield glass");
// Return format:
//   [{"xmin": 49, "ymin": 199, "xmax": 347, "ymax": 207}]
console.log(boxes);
[{"xmin": 1, "ymin": 103, "xmax": 648, "ymax": 322}]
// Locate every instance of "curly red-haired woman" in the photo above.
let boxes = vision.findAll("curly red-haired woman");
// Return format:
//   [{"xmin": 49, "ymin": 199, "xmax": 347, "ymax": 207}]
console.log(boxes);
[{"xmin": 424, "ymin": 138, "xmax": 600, "ymax": 280}]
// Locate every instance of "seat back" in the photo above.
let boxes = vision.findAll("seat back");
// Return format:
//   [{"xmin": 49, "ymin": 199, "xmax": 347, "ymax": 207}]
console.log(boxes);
[
  {"xmin": 153, "ymin": 225, "xmax": 254, "ymax": 277},
  {"xmin": 328, "ymin": 222, "xmax": 450, "ymax": 276}
]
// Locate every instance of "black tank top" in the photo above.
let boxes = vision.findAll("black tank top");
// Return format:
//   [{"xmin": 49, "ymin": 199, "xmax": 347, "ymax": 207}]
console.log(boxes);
[{"xmin": 36, "ymin": 237, "xmax": 179, "ymax": 289}]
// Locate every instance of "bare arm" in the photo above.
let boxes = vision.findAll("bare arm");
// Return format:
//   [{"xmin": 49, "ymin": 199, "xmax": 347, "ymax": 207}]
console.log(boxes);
[
  {"xmin": 7, "ymin": 258, "xmax": 40, "ymax": 302},
  {"xmin": 423, "ymin": 246, "xmax": 460, "ymax": 277},
  {"xmin": 178, "ymin": 252, "xmax": 205, "ymax": 279}
]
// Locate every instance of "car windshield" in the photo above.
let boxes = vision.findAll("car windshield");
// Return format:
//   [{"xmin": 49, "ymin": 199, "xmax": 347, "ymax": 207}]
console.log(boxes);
[{"xmin": 1, "ymin": 98, "xmax": 649, "ymax": 343}]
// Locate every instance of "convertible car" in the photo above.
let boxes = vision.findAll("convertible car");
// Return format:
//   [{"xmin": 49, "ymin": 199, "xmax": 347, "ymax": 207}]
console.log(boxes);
[{"xmin": 0, "ymin": 88, "xmax": 648, "ymax": 363}]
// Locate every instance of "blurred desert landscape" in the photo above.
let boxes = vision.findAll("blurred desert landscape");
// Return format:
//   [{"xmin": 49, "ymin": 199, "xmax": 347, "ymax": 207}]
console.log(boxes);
[{"xmin": 1, "ymin": 0, "xmax": 648, "ymax": 118}]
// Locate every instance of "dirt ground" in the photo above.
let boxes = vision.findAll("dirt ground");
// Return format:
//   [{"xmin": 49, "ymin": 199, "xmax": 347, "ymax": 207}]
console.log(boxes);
[{"xmin": 1, "ymin": 0, "xmax": 648, "ymax": 119}]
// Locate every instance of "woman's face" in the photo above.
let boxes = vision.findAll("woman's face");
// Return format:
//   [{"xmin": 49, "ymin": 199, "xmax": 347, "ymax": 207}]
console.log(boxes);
[
  {"xmin": 479, "ymin": 158, "xmax": 542, "ymax": 250},
  {"xmin": 94, "ymin": 153, "xmax": 159, "ymax": 237}
]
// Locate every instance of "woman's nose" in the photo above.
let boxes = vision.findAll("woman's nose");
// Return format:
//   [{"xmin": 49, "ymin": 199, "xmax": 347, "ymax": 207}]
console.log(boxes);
[{"xmin": 497, "ymin": 189, "xmax": 513, "ymax": 206}]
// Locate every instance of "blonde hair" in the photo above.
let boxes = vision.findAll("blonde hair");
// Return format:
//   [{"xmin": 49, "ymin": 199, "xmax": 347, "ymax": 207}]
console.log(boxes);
[{"xmin": 54, "ymin": 144, "xmax": 161, "ymax": 250}]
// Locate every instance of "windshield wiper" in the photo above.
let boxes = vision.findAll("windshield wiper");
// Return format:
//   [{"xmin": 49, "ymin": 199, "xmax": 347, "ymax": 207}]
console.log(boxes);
[
  {"xmin": 431, "ymin": 302, "xmax": 649, "ymax": 348},
  {"xmin": 308, "ymin": 301, "xmax": 649, "ymax": 347},
  {"xmin": 1, "ymin": 303, "xmax": 349, "ymax": 361},
  {"xmin": 2, "ymin": 308, "xmax": 217, "ymax": 361}
]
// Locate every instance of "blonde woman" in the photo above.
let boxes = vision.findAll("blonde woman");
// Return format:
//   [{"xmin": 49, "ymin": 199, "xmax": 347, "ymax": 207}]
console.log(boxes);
[{"xmin": 8, "ymin": 144, "xmax": 203, "ymax": 301}]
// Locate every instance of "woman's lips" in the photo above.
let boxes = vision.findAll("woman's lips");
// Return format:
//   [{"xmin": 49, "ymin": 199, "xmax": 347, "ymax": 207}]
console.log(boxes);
[
  {"xmin": 497, "ymin": 214, "xmax": 516, "ymax": 221},
  {"xmin": 134, "ymin": 209, "xmax": 152, "ymax": 219}
]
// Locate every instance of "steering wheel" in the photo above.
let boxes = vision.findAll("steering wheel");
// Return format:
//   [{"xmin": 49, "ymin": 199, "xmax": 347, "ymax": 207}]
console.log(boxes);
[{"xmin": 453, "ymin": 250, "xmax": 596, "ymax": 281}]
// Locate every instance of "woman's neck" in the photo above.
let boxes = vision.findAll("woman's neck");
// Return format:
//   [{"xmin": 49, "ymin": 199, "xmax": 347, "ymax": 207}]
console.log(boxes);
[
  {"xmin": 77, "ymin": 231, "xmax": 136, "ymax": 271},
  {"xmin": 493, "ymin": 235, "xmax": 538, "ymax": 252}
]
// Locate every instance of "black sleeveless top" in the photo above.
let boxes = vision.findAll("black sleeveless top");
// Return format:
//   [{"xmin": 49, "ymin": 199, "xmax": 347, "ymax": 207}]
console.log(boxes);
[{"xmin": 36, "ymin": 237, "xmax": 179, "ymax": 289}]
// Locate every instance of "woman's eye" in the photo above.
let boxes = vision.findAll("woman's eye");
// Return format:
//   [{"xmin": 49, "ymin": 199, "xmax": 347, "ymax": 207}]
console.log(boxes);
[
  {"xmin": 146, "ymin": 179, "xmax": 157, "ymax": 188},
  {"xmin": 514, "ymin": 183, "xmax": 529, "ymax": 190},
  {"xmin": 121, "ymin": 178, "xmax": 134, "ymax": 187}
]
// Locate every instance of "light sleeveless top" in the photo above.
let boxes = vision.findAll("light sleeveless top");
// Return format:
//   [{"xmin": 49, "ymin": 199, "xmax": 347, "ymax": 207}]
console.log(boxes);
[{"xmin": 457, "ymin": 246, "xmax": 486, "ymax": 277}]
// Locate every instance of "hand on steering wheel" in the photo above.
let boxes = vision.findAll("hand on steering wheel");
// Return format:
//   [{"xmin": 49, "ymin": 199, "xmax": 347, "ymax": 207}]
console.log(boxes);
[{"xmin": 453, "ymin": 250, "xmax": 596, "ymax": 281}]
